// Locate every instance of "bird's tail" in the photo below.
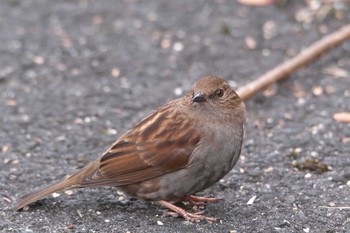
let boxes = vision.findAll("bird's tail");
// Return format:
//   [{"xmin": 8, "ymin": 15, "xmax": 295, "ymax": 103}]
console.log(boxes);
[
  {"xmin": 15, "ymin": 178, "xmax": 75, "ymax": 210},
  {"xmin": 15, "ymin": 160, "xmax": 99, "ymax": 210}
]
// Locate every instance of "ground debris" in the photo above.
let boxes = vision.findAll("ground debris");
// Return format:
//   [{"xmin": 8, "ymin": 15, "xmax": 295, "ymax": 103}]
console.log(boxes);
[
  {"xmin": 333, "ymin": 112, "xmax": 350, "ymax": 123},
  {"xmin": 1, "ymin": 193, "xmax": 12, "ymax": 203},
  {"xmin": 287, "ymin": 148, "xmax": 302, "ymax": 159},
  {"xmin": 292, "ymin": 159, "xmax": 331, "ymax": 174},
  {"xmin": 66, "ymin": 224, "xmax": 75, "ymax": 229},
  {"xmin": 238, "ymin": 0, "xmax": 275, "ymax": 7},
  {"xmin": 323, "ymin": 66, "xmax": 349, "ymax": 78},
  {"xmin": 341, "ymin": 137, "xmax": 350, "ymax": 144},
  {"xmin": 245, "ymin": 36, "xmax": 257, "ymax": 49}
]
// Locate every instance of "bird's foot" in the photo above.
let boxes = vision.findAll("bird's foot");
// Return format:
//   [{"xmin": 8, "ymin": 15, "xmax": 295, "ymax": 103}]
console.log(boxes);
[{"xmin": 158, "ymin": 200, "xmax": 217, "ymax": 222}]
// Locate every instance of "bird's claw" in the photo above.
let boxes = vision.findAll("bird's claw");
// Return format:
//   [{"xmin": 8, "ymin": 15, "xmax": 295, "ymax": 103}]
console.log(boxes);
[{"xmin": 158, "ymin": 200, "xmax": 218, "ymax": 222}]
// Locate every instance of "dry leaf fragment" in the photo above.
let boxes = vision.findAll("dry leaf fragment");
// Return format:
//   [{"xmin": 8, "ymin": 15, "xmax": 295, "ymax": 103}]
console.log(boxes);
[
  {"xmin": 323, "ymin": 66, "xmax": 349, "ymax": 78},
  {"xmin": 2, "ymin": 144, "xmax": 9, "ymax": 153},
  {"xmin": 2, "ymin": 194, "xmax": 12, "ymax": 203},
  {"xmin": 293, "ymin": 159, "xmax": 331, "ymax": 174},
  {"xmin": 111, "ymin": 68, "xmax": 121, "ymax": 78},
  {"xmin": 333, "ymin": 112, "xmax": 350, "ymax": 123},
  {"xmin": 288, "ymin": 148, "xmax": 302, "ymax": 159},
  {"xmin": 6, "ymin": 99, "xmax": 17, "ymax": 106},
  {"xmin": 245, "ymin": 36, "xmax": 257, "ymax": 49},
  {"xmin": 341, "ymin": 137, "xmax": 350, "ymax": 143},
  {"xmin": 11, "ymin": 159, "xmax": 19, "ymax": 165},
  {"xmin": 66, "ymin": 224, "xmax": 75, "ymax": 230},
  {"xmin": 237, "ymin": 0, "xmax": 275, "ymax": 6}
]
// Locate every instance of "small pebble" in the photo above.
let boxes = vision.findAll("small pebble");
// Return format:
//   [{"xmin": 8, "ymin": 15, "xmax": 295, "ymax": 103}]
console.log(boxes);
[
  {"xmin": 328, "ymin": 202, "xmax": 336, "ymax": 207},
  {"xmin": 245, "ymin": 35, "xmax": 257, "ymax": 49},
  {"xmin": 111, "ymin": 68, "xmax": 121, "ymax": 78},
  {"xmin": 161, "ymin": 38, "xmax": 171, "ymax": 49},
  {"xmin": 264, "ymin": 167, "xmax": 273, "ymax": 172},
  {"xmin": 64, "ymin": 190, "xmax": 74, "ymax": 196},
  {"xmin": 173, "ymin": 42, "xmax": 184, "ymax": 52},
  {"xmin": 52, "ymin": 193, "xmax": 60, "ymax": 198},
  {"xmin": 312, "ymin": 86, "xmax": 323, "ymax": 96},
  {"xmin": 310, "ymin": 151, "xmax": 318, "ymax": 157},
  {"xmin": 33, "ymin": 56, "xmax": 45, "ymax": 65},
  {"xmin": 247, "ymin": 195, "xmax": 257, "ymax": 205},
  {"xmin": 107, "ymin": 128, "xmax": 118, "ymax": 135}
]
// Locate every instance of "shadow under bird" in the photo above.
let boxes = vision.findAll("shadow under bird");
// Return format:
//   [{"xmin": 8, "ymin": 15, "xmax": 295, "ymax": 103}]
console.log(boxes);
[{"xmin": 16, "ymin": 76, "xmax": 246, "ymax": 222}]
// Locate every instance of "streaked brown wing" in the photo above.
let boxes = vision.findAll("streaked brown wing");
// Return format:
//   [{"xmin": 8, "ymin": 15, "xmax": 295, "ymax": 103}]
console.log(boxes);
[{"xmin": 81, "ymin": 103, "xmax": 201, "ymax": 187}]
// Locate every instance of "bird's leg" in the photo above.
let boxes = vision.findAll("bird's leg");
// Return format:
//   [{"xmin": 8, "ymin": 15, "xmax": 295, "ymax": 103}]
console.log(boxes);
[
  {"xmin": 182, "ymin": 195, "xmax": 223, "ymax": 206},
  {"xmin": 157, "ymin": 200, "xmax": 217, "ymax": 222}
]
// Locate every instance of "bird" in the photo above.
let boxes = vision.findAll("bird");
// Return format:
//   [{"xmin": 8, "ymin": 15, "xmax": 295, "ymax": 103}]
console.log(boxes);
[{"xmin": 15, "ymin": 76, "xmax": 246, "ymax": 222}]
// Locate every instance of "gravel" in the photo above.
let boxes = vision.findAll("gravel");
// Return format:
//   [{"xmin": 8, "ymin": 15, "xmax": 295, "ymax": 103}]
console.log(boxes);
[{"xmin": 1, "ymin": 0, "xmax": 349, "ymax": 232}]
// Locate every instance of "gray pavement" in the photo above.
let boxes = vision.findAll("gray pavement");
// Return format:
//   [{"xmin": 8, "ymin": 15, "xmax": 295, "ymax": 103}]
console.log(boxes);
[{"xmin": 1, "ymin": 1, "xmax": 350, "ymax": 232}]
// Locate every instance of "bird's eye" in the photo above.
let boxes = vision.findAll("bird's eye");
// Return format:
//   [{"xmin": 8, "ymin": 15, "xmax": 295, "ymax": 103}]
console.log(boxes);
[{"xmin": 215, "ymin": 88, "xmax": 224, "ymax": 97}]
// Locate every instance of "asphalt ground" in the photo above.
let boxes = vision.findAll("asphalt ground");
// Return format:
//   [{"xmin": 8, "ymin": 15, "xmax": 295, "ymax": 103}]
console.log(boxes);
[{"xmin": 0, "ymin": 0, "xmax": 349, "ymax": 232}]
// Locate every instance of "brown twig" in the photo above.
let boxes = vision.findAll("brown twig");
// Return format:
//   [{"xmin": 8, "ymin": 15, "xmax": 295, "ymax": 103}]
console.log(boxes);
[{"xmin": 237, "ymin": 24, "xmax": 350, "ymax": 101}]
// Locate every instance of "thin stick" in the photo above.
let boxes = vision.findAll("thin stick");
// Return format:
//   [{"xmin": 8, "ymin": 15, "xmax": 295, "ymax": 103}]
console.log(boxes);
[{"xmin": 237, "ymin": 24, "xmax": 350, "ymax": 101}]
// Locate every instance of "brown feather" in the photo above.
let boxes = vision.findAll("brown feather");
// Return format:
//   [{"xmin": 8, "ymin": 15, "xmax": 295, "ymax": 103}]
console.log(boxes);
[{"xmin": 80, "ymin": 102, "xmax": 201, "ymax": 186}]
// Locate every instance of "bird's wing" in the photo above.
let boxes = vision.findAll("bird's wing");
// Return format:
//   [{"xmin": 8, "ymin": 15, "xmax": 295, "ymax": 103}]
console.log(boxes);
[{"xmin": 80, "ymin": 104, "xmax": 201, "ymax": 187}]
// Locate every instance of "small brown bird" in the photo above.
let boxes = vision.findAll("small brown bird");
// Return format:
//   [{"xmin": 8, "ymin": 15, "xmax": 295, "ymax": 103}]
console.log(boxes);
[{"xmin": 16, "ymin": 76, "xmax": 246, "ymax": 222}]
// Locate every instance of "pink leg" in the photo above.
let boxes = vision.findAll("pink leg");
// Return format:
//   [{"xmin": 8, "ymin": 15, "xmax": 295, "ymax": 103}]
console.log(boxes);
[
  {"xmin": 182, "ymin": 195, "xmax": 223, "ymax": 206},
  {"xmin": 158, "ymin": 200, "xmax": 217, "ymax": 222}
]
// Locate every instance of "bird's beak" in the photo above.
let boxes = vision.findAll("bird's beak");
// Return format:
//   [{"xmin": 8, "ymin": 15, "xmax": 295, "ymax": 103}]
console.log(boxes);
[{"xmin": 192, "ymin": 92, "xmax": 206, "ymax": 103}]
